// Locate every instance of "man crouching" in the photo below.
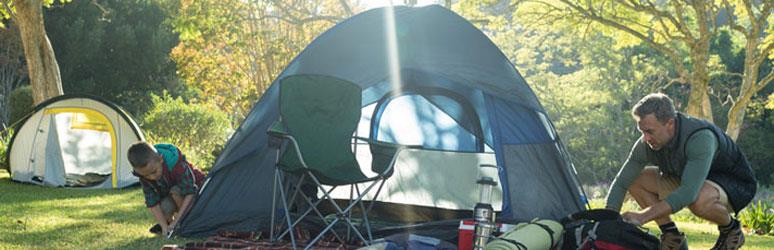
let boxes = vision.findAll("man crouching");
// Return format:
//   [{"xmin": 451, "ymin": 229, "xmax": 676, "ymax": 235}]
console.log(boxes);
[{"xmin": 605, "ymin": 93, "xmax": 757, "ymax": 250}]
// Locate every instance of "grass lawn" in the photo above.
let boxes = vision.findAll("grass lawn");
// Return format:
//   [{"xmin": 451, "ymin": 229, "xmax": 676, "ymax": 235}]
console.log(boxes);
[
  {"xmin": 0, "ymin": 169, "xmax": 190, "ymax": 249},
  {"xmin": 2, "ymin": 169, "xmax": 772, "ymax": 249}
]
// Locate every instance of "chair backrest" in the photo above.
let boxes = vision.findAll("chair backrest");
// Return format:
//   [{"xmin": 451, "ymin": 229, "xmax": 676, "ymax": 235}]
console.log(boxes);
[{"xmin": 278, "ymin": 74, "xmax": 366, "ymax": 185}]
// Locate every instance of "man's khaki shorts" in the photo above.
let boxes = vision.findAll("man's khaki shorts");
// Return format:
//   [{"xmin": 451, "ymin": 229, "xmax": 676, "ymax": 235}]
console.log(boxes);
[{"xmin": 656, "ymin": 170, "xmax": 734, "ymax": 213}]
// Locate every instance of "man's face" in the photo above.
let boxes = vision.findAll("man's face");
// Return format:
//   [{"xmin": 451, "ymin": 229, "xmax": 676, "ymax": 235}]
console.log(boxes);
[
  {"xmin": 134, "ymin": 156, "xmax": 163, "ymax": 181},
  {"xmin": 635, "ymin": 114, "xmax": 675, "ymax": 151}
]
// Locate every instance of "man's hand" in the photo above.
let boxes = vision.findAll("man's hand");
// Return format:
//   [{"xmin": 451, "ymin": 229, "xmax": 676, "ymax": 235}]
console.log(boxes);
[
  {"xmin": 622, "ymin": 200, "xmax": 674, "ymax": 226},
  {"xmin": 622, "ymin": 211, "xmax": 645, "ymax": 226}
]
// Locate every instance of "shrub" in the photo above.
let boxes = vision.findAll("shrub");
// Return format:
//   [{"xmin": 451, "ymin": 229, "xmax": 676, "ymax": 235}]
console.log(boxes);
[
  {"xmin": 739, "ymin": 200, "xmax": 774, "ymax": 235},
  {"xmin": 142, "ymin": 93, "xmax": 231, "ymax": 172},
  {"xmin": 0, "ymin": 127, "xmax": 12, "ymax": 170},
  {"xmin": 8, "ymin": 85, "xmax": 33, "ymax": 126}
]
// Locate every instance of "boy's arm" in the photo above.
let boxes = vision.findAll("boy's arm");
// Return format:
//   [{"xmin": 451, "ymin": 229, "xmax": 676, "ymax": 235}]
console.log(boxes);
[
  {"xmin": 149, "ymin": 204, "xmax": 170, "ymax": 234},
  {"xmin": 169, "ymin": 194, "xmax": 195, "ymax": 230}
]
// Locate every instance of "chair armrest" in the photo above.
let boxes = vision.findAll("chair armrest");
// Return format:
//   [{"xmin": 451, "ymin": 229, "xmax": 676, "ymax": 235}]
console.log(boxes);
[
  {"xmin": 267, "ymin": 120, "xmax": 288, "ymax": 136},
  {"xmin": 267, "ymin": 120, "xmax": 288, "ymax": 149},
  {"xmin": 362, "ymin": 139, "xmax": 422, "ymax": 176}
]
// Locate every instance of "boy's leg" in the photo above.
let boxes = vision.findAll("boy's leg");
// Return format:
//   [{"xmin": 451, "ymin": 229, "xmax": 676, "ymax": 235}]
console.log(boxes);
[
  {"xmin": 149, "ymin": 197, "xmax": 177, "ymax": 235},
  {"xmin": 168, "ymin": 186, "xmax": 184, "ymax": 218},
  {"xmin": 160, "ymin": 196, "xmax": 178, "ymax": 222}
]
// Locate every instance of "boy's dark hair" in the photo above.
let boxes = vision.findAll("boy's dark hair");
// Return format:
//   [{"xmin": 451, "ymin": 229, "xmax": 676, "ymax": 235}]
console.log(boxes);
[{"xmin": 128, "ymin": 142, "xmax": 158, "ymax": 169}]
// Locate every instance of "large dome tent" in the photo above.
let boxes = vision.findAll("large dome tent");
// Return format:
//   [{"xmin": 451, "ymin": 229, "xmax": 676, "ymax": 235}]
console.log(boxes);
[
  {"xmin": 7, "ymin": 94, "xmax": 144, "ymax": 188},
  {"xmin": 175, "ymin": 5, "xmax": 589, "ymax": 239}
]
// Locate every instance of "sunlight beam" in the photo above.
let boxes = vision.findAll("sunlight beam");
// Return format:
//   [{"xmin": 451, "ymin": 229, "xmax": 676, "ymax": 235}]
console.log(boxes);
[{"xmin": 384, "ymin": 2, "xmax": 402, "ymax": 95}]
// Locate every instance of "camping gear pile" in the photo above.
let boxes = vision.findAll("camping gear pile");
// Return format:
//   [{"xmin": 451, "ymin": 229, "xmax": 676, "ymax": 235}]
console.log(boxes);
[{"xmin": 6, "ymin": 94, "xmax": 144, "ymax": 188}]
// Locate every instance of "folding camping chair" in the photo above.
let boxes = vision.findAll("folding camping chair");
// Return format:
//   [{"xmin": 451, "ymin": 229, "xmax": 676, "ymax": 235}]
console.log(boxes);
[{"xmin": 267, "ymin": 74, "xmax": 407, "ymax": 249}]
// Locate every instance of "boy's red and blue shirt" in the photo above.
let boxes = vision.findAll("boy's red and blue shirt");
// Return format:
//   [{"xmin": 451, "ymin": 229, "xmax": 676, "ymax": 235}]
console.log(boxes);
[{"xmin": 139, "ymin": 144, "xmax": 206, "ymax": 207}]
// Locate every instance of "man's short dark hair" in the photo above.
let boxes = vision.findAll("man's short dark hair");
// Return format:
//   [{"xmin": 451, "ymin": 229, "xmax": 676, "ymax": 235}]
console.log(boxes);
[
  {"xmin": 127, "ymin": 142, "xmax": 157, "ymax": 169},
  {"xmin": 632, "ymin": 93, "xmax": 677, "ymax": 124}
]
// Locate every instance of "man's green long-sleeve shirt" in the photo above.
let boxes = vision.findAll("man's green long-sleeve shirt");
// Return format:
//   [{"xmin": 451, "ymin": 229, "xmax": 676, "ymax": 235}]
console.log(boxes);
[{"xmin": 606, "ymin": 129, "xmax": 718, "ymax": 213}]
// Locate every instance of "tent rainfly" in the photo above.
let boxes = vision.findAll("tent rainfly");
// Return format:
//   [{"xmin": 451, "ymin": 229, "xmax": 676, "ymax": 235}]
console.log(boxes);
[
  {"xmin": 7, "ymin": 95, "xmax": 144, "ymax": 188},
  {"xmin": 176, "ymin": 5, "xmax": 588, "ymax": 239}
]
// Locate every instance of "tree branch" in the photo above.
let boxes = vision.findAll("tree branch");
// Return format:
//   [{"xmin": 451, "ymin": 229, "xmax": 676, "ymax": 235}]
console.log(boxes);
[
  {"xmin": 617, "ymin": 0, "xmax": 690, "ymax": 41},
  {"xmin": 2, "ymin": 0, "xmax": 16, "ymax": 19},
  {"xmin": 721, "ymin": 0, "xmax": 746, "ymax": 34},
  {"xmin": 755, "ymin": 41, "xmax": 773, "ymax": 66},
  {"xmin": 740, "ymin": 0, "xmax": 756, "ymax": 27},
  {"xmin": 255, "ymin": 14, "xmax": 341, "ymax": 25},
  {"xmin": 556, "ymin": 0, "xmax": 688, "ymax": 76},
  {"xmin": 670, "ymin": 0, "xmax": 696, "ymax": 41},
  {"xmin": 338, "ymin": 0, "xmax": 353, "ymax": 16},
  {"xmin": 756, "ymin": 71, "xmax": 774, "ymax": 93}
]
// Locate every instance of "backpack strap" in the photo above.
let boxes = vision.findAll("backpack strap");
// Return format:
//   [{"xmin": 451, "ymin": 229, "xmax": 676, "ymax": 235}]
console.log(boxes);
[
  {"xmin": 529, "ymin": 221, "xmax": 557, "ymax": 249},
  {"xmin": 568, "ymin": 209, "xmax": 621, "ymax": 222},
  {"xmin": 577, "ymin": 222, "xmax": 601, "ymax": 250},
  {"xmin": 495, "ymin": 237, "xmax": 528, "ymax": 250}
]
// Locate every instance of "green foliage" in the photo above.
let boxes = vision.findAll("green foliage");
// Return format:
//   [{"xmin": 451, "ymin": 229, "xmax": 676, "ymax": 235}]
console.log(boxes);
[
  {"xmin": 169, "ymin": 0, "xmax": 350, "ymax": 123},
  {"xmin": 456, "ymin": 6, "xmax": 665, "ymax": 184},
  {"xmin": 739, "ymin": 200, "xmax": 774, "ymax": 236},
  {"xmin": 142, "ymin": 93, "xmax": 231, "ymax": 171},
  {"xmin": 0, "ymin": 127, "xmax": 12, "ymax": 170},
  {"xmin": 8, "ymin": 85, "xmax": 33, "ymax": 125},
  {"xmin": 43, "ymin": 0, "xmax": 183, "ymax": 117},
  {"xmin": 0, "ymin": 0, "xmax": 71, "ymax": 28},
  {"xmin": 738, "ymin": 99, "xmax": 774, "ymax": 187}
]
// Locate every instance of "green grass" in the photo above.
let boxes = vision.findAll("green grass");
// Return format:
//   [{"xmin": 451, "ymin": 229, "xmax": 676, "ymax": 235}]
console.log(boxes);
[
  {"xmin": 0, "ymin": 169, "xmax": 190, "ymax": 249},
  {"xmin": 590, "ymin": 198, "xmax": 774, "ymax": 249},
  {"xmin": 1, "ymin": 169, "xmax": 772, "ymax": 249}
]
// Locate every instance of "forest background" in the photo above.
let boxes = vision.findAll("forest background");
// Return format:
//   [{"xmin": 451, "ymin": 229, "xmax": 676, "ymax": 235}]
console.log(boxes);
[{"xmin": 1, "ymin": 0, "xmax": 772, "ymax": 193}]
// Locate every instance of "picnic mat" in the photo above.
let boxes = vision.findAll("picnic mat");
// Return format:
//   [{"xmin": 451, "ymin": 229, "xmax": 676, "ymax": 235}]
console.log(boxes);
[{"xmin": 162, "ymin": 230, "xmax": 359, "ymax": 250}]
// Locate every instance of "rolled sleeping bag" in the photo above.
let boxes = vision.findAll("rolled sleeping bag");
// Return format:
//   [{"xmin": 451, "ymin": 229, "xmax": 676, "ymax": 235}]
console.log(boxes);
[{"xmin": 484, "ymin": 219, "xmax": 563, "ymax": 250}]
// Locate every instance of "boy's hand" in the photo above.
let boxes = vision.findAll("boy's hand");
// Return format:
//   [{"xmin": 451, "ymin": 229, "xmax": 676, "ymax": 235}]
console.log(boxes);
[
  {"xmin": 166, "ymin": 222, "xmax": 177, "ymax": 239},
  {"xmin": 161, "ymin": 225, "xmax": 170, "ymax": 238}
]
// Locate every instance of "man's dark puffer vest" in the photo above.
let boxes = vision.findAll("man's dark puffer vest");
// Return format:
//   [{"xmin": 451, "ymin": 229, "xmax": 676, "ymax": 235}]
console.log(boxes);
[{"xmin": 645, "ymin": 113, "xmax": 756, "ymax": 213}]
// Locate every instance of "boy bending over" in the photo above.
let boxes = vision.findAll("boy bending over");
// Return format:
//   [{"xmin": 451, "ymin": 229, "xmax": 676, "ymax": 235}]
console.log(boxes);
[{"xmin": 128, "ymin": 142, "xmax": 205, "ymax": 237}]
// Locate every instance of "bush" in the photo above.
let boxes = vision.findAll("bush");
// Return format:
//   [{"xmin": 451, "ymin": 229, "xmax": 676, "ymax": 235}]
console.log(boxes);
[
  {"xmin": 0, "ymin": 127, "xmax": 12, "ymax": 170},
  {"xmin": 8, "ymin": 85, "xmax": 33, "ymax": 126},
  {"xmin": 142, "ymin": 93, "xmax": 231, "ymax": 172},
  {"xmin": 739, "ymin": 200, "xmax": 774, "ymax": 235}
]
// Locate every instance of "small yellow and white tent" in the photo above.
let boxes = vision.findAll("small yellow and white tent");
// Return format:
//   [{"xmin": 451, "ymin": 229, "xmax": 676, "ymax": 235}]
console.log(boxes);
[{"xmin": 8, "ymin": 95, "xmax": 144, "ymax": 188}]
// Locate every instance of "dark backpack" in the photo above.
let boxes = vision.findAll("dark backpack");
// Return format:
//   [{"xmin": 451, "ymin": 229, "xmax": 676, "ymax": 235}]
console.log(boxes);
[{"xmin": 560, "ymin": 209, "xmax": 660, "ymax": 250}]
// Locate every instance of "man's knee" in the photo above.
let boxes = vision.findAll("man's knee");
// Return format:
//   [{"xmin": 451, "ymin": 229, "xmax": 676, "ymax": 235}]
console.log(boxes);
[
  {"xmin": 630, "ymin": 168, "xmax": 661, "ymax": 192},
  {"xmin": 688, "ymin": 182, "xmax": 724, "ymax": 217}
]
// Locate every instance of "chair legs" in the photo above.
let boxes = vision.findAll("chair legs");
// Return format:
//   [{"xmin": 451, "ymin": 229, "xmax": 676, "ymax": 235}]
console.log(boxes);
[{"xmin": 270, "ymin": 168, "xmax": 387, "ymax": 249}]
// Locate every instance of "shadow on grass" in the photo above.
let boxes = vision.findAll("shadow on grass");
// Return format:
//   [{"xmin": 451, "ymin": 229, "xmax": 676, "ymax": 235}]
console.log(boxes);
[{"xmin": 0, "ymin": 172, "xmax": 139, "ymax": 201}]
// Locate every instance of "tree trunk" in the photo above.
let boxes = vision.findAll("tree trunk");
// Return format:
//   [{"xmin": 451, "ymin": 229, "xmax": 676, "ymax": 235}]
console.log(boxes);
[
  {"xmin": 725, "ymin": 34, "xmax": 763, "ymax": 141},
  {"xmin": 684, "ymin": 63, "xmax": 713, "ymax": 122},
  {"xmin": 15, "ymin": 0, "xmax": 63, "ymax": 105},
  {"xmin": 683, "ymin": 1, "xmax": 715, "ymax": 122}
]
